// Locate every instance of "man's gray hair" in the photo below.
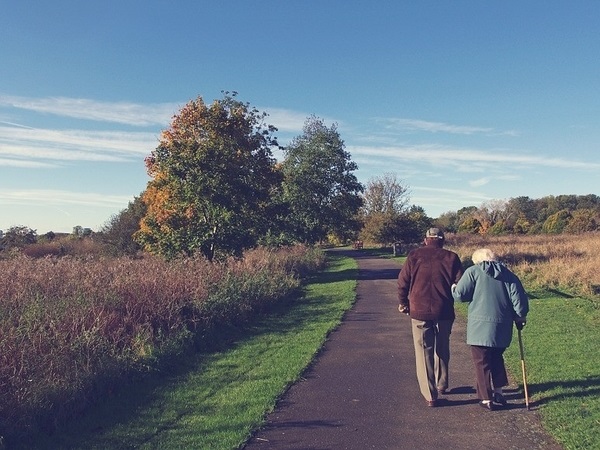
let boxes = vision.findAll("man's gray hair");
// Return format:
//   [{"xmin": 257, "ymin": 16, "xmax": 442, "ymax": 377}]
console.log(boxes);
[{"xmin": 472, "ymin": 248, "xmax": 497, "ymax": 264}]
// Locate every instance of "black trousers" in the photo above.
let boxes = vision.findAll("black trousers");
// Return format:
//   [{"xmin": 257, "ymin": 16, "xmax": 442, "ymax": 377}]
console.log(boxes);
[{"xmin": 470, "ymin": 345, "xmax": 509, "ymax": 401}]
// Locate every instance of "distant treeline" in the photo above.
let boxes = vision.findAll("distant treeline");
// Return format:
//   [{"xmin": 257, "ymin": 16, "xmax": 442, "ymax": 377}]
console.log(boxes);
[{"xmin": 435, "ymin": 194, "xmax": 600, "ymax": 235}]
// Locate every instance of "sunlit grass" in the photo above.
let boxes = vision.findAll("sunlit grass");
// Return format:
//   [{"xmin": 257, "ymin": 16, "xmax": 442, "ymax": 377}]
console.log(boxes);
[{"xmin": 501, "ymin": 297, "xmax": 600, "ymax": 450}]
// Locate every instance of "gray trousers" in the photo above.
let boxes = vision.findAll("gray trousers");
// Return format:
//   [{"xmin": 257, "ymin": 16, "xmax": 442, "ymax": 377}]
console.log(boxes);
[{"xmin": 410, "ymin": 318, "xmax": 453, "ymax": 401}]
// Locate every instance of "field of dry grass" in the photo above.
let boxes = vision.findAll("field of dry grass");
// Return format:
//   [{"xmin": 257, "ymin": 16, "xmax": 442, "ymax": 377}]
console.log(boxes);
[
  {"xmin": 446, "ymin": 232, "xmax": 600, "ymax": 298},
  {"xmin": 0, "ymin": 245, "xmax": 325, "ymax": 443}
]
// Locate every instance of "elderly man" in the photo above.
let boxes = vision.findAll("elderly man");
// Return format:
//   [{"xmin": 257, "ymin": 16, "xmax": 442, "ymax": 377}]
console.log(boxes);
[{"xmin": 397, "ymin": 228, "xmax": 464, "ymax": 407}]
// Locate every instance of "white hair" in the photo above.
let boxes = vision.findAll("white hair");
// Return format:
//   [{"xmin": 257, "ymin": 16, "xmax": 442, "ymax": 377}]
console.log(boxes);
[{"xmin": 472, "ymin": 248, "xmax": 497, "ymax": 264}]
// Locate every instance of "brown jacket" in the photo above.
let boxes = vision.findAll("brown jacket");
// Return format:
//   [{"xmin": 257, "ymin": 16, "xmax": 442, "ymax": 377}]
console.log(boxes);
[{"xmin": 397, "ymin": 245, "xmax": 463, "ymax": 321}]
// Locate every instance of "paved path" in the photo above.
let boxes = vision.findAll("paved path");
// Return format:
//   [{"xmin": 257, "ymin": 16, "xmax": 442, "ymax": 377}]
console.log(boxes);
[{"xmin": 244, "ymin": 250, "xmax": 562, "ymax": 450}]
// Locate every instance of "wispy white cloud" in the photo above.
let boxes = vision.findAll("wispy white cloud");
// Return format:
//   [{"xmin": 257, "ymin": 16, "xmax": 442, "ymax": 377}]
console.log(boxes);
[
  {"xmin": 348, "ymin": 144, "xmax": 600, "ymax": 170},
  {"xmin": 0, "ymin": 125, "xmax": 157, "ymax": 164},
  {"xmin": 377, "ymin": 118, "xmax": 518, "ymax": 136},
  {"xmin": 0, "ymin": 95, "xmax": 178, "ymax": 127},
  {"xmin": 469, "ymin": 177, "xmax": 491, "ymax": 187},
  {"xmin": 0, "ymin": 95, "xmax": 322, "ymax": 132},
  {"xmin": 0, "ymin": 120, "xmax": 35, "ymax": 129},
  {"xmin": 415, "ymin": 186, "xmax": 492, "ymax": 202},
  {"xmin": 0, "ymin": 158, "xmax": 58, "ymax": 168},
  {"xmin": 0, "ymin": 189, "xmax": 132, "ymax": 208}
]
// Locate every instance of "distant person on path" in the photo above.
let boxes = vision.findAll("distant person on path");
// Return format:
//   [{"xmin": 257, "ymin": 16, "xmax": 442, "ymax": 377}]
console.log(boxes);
[
  {"xmin": 397, "ymin": 227, "xmax": 464, "ymax": 407},
  {"xmin": 452, "ymin": 248, "xmax": 529, "ymax": 411}
]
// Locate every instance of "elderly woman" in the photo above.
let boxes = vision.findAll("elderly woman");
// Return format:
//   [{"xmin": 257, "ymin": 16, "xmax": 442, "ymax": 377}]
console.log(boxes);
[{"xmin": 452, "ymin": 248, "xmax": 529, "ymax": 410}]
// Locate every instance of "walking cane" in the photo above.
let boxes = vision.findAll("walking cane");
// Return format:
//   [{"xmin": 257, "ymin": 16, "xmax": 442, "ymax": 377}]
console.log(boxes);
[{"xmin": 517, "ymin": 328, "xmax": 530, "ymax": 410}]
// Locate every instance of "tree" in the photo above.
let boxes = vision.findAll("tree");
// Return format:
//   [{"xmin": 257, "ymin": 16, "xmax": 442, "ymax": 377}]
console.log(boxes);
[
  {"xmin": 281, "ymin": 116, "xmax": 363, "ymax": 244},
  {"xmin": 542, "ymin": 209, "xmax": 571, "ymax": 234},
  {"xmin": 359, "ymin": 174, "xmax": 421, "ymax": 245},
  {"xmin": 0, "ymin": 226, "xmax": 37, "ymax": 251},
  {"xmin": 135, "ymin": 93, "xmax": 281, "ymax": 260},
  {"xmin": 469, "ymin": 200, "xmax": 510, "ymax": 234},
  {"xmin": 435, "ymin": 211, "xmax": 459, "ymax": 233},
  {"xmin": 389, "ymin": 205, "xmax": 432, "ymax": 244},
  {"xmin": 361, "ymin": 173, "xmax": 410, "ymax": 216},
  {"xmin": 458, "ymin": 216, "xmax": 482, "ymax": 234},
  {"xmin": 512, "ymin": 214, "xmax": 533, "ymax": 234},
  {"xmin": 99, "ymin": 195, "xmax": 147, "ymax": 255},
  {"xmin": 564, "ymin": 208, "xmax": 599, "ymax": 233}
]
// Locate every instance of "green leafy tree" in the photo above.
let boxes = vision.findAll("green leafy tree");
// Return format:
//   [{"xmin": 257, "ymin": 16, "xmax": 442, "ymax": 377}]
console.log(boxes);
[
  {"xmin": 281, "ymin": 116, "xmax": 363, "ymax": 244},
  {"xmin": 359, "ymin": 212, "xmax": 388, "ymax": 244},
  {"xmin": 458, "ymin": 216, "xmax": 482, "ymax": 234},
  {"xmin": 575, "ymin": 194, "xmax": 600, "ymax": 210},
  {"xmin": 99, "ymin": 195, "xmax": 147, "ymax": 255},
  {"xmin": 564, "ymin": 208, "xmax": 599, "ymax": 233},
  {"xmin": 512, "ymin": 214, "xmax": 533, "ymax": 234},
  {"xmin": 488, "ymin": 220, "xmax": 508, "ymax": 235},
  {"xmin": 435, "ymin": 211, "xmax": 459, "ymax": 233},
  {"xmin": 135, "ymin": 93, "xmax": 280, "ymax": 260},
  {"xmin": 386, "ymin": 205, "xmax": 432, "ymax": 244},
  {"xmin": 542, "ymin": 209, "xmax": 571, "ymax": 234}
]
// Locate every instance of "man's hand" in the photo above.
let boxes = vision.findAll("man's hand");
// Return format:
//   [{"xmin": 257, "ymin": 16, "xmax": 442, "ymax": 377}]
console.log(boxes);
[
  {"xmin": 515, "ymin": 318, "xmax": 526, "ymax": 330},
  {"xmin": 398, "ymin": 304, "xmax": 409, "ymax": 315}
]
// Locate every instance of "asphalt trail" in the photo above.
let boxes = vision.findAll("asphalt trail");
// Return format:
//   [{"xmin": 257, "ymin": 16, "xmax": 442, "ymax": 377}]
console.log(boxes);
[{"xmin": 244, "ymin": 250, "xmax": 562, "ymax": 450}]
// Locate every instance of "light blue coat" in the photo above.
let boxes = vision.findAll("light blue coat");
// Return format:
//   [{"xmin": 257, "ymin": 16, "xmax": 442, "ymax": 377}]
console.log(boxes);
[{"xmin": 452, "ymin": 261, "xmax": 529, "ymax": 348}]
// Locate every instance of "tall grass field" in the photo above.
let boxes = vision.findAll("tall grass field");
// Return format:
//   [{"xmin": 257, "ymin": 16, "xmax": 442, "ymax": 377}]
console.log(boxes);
[{"xmin": 0, "ymin": 245, "xmax": 327, "ymax": 448}]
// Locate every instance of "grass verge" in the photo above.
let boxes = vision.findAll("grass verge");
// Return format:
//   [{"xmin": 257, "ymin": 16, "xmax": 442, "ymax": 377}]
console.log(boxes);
[{"xmin": 26, "ymin": 252, "xmax": 358, "ymax": 450}]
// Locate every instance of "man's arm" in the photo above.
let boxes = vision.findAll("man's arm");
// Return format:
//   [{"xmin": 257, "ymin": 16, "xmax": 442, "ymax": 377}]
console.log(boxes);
[{"xmin": 397, "ymin": 258, "xmax": 412, "ymax": 313}]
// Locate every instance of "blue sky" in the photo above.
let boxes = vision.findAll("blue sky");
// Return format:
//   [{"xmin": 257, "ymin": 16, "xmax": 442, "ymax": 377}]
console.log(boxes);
[{"xmin": 1, "ymin": 1, "xmax": 599, "ymax": 234}]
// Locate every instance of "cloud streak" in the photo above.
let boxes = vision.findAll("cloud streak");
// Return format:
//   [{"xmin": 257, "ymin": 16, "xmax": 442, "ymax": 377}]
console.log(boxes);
[
  {"xmin": 0, "ymin": 189, "xmax": 132, "ymax": 208},
  {"xmin": 0, "ymin": 125, "xmax": 157, "ymax": 165},
  {"xmin": 379, "ymin": 118, "xmax": 518, "ymax": 136},
  {"xmin": 349, "ymin": 144, "xmax": 600, "ymax": 171},
  {"xmin": 0, "ymin": 95, "xmax": 179, "ymax": 127},
  {"xmin": 0, "ymin": 95, "xmax": 314, "ymax": 133}
]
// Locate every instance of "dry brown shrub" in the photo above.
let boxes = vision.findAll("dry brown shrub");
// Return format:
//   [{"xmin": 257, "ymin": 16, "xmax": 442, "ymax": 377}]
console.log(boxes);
[{"xmin": 446, "ymin": 232, "xmax": 600, "ymax": 297}]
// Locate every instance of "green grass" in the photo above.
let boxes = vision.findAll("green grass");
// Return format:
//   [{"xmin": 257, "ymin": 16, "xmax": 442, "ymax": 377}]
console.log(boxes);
[
  {"xmin": 27, "ymin": 253, "xmax": 358, "ymax": 450},
  {"xmin": 506, "ymin": 296, "xmax": 599, "ymax": 450},
  {"xmin": 456, "ymin": 294, "xmax": 600, "ymax": 450}
]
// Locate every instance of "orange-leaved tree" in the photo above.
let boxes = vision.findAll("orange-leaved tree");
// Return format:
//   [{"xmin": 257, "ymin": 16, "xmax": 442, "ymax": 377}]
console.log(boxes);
[{"xmin": 135, "ymin": 92, "xmax": 281, "ymax": 260}]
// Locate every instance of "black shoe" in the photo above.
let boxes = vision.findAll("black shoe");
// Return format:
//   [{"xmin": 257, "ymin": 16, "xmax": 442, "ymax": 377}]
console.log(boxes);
[
  {"xmin": 479, "ymin": 401, "xmax": 496, "ymax": 411},
  {"xmin": 493, "ymin": 392, "xmax": 507, "ymax": 406}
]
